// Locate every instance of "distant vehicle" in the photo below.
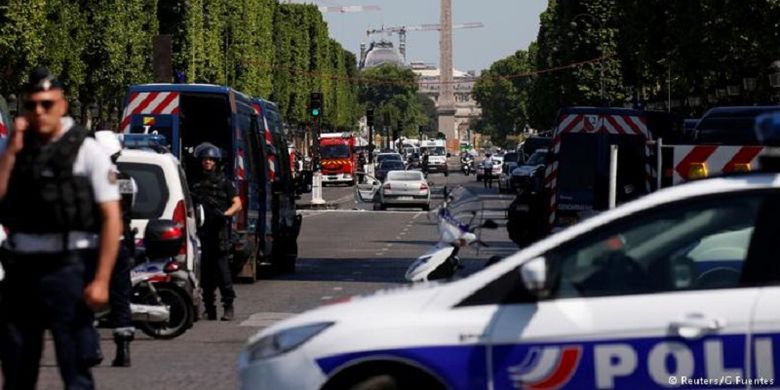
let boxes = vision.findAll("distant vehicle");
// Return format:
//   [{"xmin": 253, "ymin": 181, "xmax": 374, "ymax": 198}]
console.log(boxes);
[
  {"xmin": 497, "ymin": 161, "xmax": 519, "ymax": 193},
  {"xmin": 510, "ymin": 148, "xmax": 548, "ymax": 193},
  {"xmin": 518, "ymin": 136, "xmax": 552, "ymax": 163},
  {"xmin": 502, "ymin": 151, "xmax": 520, "ymax": 164},
  {"xmin": 320, "ymin": 132, "xmax": 358, "ymax": 185},
  {"xmin": 375, "ymin": 160, "xmax": 406, "ymax": 182},
  {"xmin": 376, "ymin": 170, "xmax": 430, "ymax": 211},
  {"xmin": 476, "ymin": 154, "xmax": 503, "ymax": 181},
  {"xmin": 375, "ymin": 152, "xmax": 404, "ymax": 166},
  {"xmin": 420, "ymin": 139, "xmax": 449, "ymax": 176}
]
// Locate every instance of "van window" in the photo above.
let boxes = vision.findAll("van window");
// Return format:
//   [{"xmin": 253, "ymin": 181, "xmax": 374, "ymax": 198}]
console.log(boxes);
[
  {"xmin": 695, "ymin": 116, "xmax": 761, "ymax": 145},
  {"xmin": 557, "ymin": 134, "xmax": 596, "ymax": 195},
  {"xmin": 117, "ymin": 162, "xmax": 170, "ymax": 219},
  {"xmin": 179, "ymin": 93, "xmax": 233, "ymax": 176}
]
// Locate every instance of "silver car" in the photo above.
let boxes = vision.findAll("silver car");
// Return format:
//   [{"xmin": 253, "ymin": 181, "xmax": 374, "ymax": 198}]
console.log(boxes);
[{"xmin": 377, "ymin": 170, "xmax": 430, "ymax": 210}]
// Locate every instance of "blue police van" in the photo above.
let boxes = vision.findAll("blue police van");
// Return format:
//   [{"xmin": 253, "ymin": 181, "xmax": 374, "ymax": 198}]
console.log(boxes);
[{"xmin": 119, "ymin": 84, "xmax": 300, "ymax": 279}]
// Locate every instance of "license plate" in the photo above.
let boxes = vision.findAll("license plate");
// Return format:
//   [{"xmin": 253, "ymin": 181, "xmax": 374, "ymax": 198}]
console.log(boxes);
[
  {"xmin": 329, "ymin": 176, "xmax": 337, "ymax": 180},
  {"xmin": 398, "ymin": 196, "xmax": 413, "ymax": 200}
]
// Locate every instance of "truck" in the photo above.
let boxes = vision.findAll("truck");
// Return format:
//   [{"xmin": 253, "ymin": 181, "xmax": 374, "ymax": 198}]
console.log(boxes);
[
  {"xmin": 319, "ymin": 132, "xmax": 357, "ymax": 185},
  {"xmin": 118, "ymin": 84, "xmax": 301, "ymax": 279},
  {"xmin": 509, "ymin": 105, "xmax": 775, "ymax": 247},
  {"xmin": 420, "ymin": 139, "xmax": 449, "ymax": 176}
]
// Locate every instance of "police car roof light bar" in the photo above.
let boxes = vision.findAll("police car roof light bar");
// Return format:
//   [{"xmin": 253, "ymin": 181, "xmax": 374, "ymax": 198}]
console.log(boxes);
[{"xmin": 121, "ymin": 133, "xmax": 170, "ymax": 153}]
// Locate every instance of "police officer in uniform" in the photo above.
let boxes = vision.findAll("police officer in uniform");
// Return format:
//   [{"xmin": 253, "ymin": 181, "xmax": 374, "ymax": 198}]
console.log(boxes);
[
  {"xmin": 190, "ymin": 143, "xmax": 241, "ymax": 321},
  {"xmin": 0, "ymin": 69, "xmax": 121, "ymax": 389},
  {"xmin": 95, "ymin": 131, "xmax": 136, "ymax": 367}
]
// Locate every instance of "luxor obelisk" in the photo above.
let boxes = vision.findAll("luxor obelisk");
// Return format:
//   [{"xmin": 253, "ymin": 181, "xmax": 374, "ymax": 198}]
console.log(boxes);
[{"xmin": 438, "ymin": 0, "xmax": 457, "ymax": 148}]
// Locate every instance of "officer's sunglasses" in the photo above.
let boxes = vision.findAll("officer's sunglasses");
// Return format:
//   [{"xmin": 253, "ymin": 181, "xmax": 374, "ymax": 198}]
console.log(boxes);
[{"xmin": 23, "ymin": 99, "xmax": 57, "ymax": 112}]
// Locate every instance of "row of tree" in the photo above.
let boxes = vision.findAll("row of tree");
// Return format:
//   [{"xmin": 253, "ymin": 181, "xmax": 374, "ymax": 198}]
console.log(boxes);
[
  {"xmin": 0, "ymin": 1, "xmax": 362, "ymax": 130},
  {"xmin": 473, "ymin": 0, "xmax": 780, "ymax": 147}
]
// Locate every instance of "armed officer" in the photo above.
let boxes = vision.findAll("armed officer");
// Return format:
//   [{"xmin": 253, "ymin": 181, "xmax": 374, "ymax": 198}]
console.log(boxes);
[
  {"xmin": 95, "ymin": 130, "xmax": 136, "ymax": 367},
  {"xmin": 0, "ymin": 68, "xmax": 122, "ymax": 389},
  {"xmin": 190, "ymin": 143, "xmax": 241, "ymax": 321}
]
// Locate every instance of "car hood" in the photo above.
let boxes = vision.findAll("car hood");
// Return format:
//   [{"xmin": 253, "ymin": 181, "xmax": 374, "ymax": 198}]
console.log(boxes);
[
  {"xmin": 245, "ymin": 282, "xmax": 443, "ymax": 345},
  {"xmin": 512, "ymin": 164, "xmax": 542, "ymax": 176}
]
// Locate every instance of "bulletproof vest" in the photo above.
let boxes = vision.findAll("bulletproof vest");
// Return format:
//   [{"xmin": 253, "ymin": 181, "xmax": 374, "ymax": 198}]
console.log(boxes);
[
  {"xmin": 117, "ymin": 170, "xmax": 135, "ymax": 248},
  {"xmin": 0, "ymin": 125, "xmax": 100, "ymax": 234},
  {"xmin": 191, "ymin": 171, "xmax": 230, "ymax": 212}
]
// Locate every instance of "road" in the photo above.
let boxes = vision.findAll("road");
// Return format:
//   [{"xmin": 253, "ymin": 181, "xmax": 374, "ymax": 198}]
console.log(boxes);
[{"xmin": 36, "ymin": 170, "xmax": 517, "ymax": 389}]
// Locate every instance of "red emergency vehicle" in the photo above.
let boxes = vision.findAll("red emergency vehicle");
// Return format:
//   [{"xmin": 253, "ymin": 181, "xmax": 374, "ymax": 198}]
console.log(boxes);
[{"xmin": 319, "ymin": 132, "xmax": 357, "ymax": 185}]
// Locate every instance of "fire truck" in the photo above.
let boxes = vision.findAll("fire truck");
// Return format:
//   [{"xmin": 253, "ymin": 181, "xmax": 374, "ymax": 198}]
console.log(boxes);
[
  {"xmin": 319, "ymin": 132, "xmax": 357, "ymax": 185},
  {"xmin": 508, "ymin": 106, "xmax": 775, "ymax": 247}
]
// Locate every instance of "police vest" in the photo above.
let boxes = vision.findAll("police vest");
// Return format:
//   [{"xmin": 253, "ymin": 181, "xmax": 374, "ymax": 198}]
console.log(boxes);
[
  {"xmin": 0, "ymin": 126, "xmax": 100, "ymax": 234},
  {"xmin": 191, "ymin": 172, "xmax": 230, "ymax": 212},
  {"xmin": 117, "ymin": 170, "xmax": 135, "ymax": 246}
]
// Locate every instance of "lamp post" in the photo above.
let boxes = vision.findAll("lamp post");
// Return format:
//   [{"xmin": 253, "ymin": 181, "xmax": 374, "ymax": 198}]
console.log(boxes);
[{"xmin": 569, "ymin": 13, "xmax": 605, "ymax": 103}]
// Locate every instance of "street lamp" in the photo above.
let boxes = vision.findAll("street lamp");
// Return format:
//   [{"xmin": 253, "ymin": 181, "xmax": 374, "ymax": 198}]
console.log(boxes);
[{"xmin": 570, "ymin": 13, "xmax": 605, "ymax": 103}]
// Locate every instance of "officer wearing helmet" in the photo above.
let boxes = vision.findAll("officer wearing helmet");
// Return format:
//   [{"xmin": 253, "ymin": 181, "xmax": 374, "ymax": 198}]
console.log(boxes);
[
  {"xmin": 94, "ymin": 130, "xmax": 136, "ymax": 367},
  {"xmin": 189, "ymin": 143, "xmax": 241, "ymax": 321}
]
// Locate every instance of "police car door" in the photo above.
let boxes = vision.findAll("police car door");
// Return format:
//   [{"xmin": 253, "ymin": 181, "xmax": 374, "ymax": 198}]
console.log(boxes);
[{"xmin": 485, "ymin": 191, "xmax": 778, "ymax": 389}]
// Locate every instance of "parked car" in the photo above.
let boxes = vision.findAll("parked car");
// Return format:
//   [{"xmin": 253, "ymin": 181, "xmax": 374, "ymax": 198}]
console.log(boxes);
[
  {"xmin": 476, "ymin": 155, "xmax": 504, "ymax": 181},
  {"xmin": 518, "ymin": 136, "xmax": 552, "ymax": 163},
  {"xmin": 510, "ymin": 148, "xmax": 548, "ymax": 193},
  {"xmin": 375, "ymin": 153, "xmax": 404, "ymax": 167},
  {"xmin": 376, "ymin": 170, "xmax": 430, "ymax": 211},
  {"xmin": 497, "ymin": 161, "xmax": 519, "ymax": 193},
  {"xmin": 375, "ymin": 160, "xmax": 406, "ymax": 182}
]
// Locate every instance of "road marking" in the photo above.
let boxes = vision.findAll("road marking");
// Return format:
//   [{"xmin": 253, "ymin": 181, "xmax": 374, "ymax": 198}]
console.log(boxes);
[
  {"xmin": 375, "ymin": 253, "xmax": 384, "ymax": 256},
  {"xmin": 300, "ymin": 209, "xmax": 422, "ymax": 215},
  {"xmin": 321, "ymin": 296, "xmax": 333, "ymax": 301},
  {"xmin": 333, "ymin": 287, "xmax": 343, "ymax": 291},
  {"xmin": 240, "ymin": 312, "xmax": 296, "ymax": 327}
]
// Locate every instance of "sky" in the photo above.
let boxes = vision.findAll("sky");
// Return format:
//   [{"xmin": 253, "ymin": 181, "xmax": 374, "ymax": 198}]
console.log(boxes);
[{"xmin": 317, "ymin": 0, "xmax": 548, "ymax": 72}]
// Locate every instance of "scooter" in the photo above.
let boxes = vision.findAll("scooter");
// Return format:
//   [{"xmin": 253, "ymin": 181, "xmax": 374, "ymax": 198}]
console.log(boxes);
[
  {"xmin": 460, "ymin": 158, "xmax": 474, "ymax": 176},
  {"xmin": 405, "ymin": 187, "xmax": 498, "ymax": 283},
  {"xmin": 97, "ymin": 219, "xmax": 197, "ymax": 339}
]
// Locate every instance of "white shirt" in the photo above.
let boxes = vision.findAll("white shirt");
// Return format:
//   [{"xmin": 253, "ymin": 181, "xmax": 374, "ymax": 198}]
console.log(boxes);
[{"xmin": 482, "ymin": 157, "xmax": 494, "ymax": 169}]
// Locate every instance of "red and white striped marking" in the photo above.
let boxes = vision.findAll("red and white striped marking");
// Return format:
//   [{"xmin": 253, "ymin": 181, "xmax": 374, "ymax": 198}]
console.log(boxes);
[
  {"xmin": 544, "ymin": 113, "xmax": 656, "ymax": 227},
  {"xmin": 0, "ymin": 112, "xmax": 7, "ymax": 139},
  {"xmin": 119, "ymin": 91, "xmax": 180, "ymax": 132},
  {"xmin": 672, "ymin": 145, "xmax": 764, "ymax": 184},
  {"xmin": 235, "ymin": 148, "xmax": 246, "ymax": 180}
]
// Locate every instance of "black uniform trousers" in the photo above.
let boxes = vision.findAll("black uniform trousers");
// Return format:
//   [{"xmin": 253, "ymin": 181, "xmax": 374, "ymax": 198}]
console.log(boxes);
[
  {"xmin": 109, "ymin": 243, "xmax": 133, "ymax": 334},
  {"xmin": 199, "ymin": 229, "xmax": 235, "ymax": 308},
  {"xmin": 0, "ymin": 250, "xmax": 102, "ymax": 390}
]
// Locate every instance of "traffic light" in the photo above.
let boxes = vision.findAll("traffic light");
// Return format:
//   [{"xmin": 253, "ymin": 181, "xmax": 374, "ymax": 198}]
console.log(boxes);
[
  {"xmin": 366, "ymin": 108, "xmax": 374, "ymax": 127},
  {"xmin": 310, "ymin": 92, "xmax": 323, "ymax": 118}
]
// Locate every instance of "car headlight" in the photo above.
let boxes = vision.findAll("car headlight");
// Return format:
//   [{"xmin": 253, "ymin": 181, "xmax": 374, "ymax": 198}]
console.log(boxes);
[{"xmin": 246, "ymin": 322, "xmax": 334, "ymax": 362}]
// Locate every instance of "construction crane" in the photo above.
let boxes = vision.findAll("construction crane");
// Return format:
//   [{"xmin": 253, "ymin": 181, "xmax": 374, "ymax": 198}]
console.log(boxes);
[
  {"xmin": 366, "ymin": 22, "xmax": 483, "ymax": 62},
  {"xmin": 284, "ymin": 0, "xmax": 380, "ymax": 13}
]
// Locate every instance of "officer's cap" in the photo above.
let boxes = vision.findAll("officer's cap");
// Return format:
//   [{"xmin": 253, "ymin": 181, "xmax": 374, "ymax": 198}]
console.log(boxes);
[{"xmin": 24, "ymin": 67, "xmax": 64, "ymax": 94}]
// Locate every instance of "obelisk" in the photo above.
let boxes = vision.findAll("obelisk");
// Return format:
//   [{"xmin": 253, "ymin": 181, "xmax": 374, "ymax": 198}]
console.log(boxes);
[{"xmin": 438, "ymin": 0, "xmax": 457, "ymax": 148}]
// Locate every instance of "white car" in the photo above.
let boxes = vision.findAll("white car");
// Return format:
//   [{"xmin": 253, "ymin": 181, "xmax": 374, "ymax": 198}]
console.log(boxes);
[
  {"xmin": 476, "ymin": 155, "xmax": 503, "ymax": 181},
  {"xmin": 376, "ymin": 170, "xmax": 430, "ymax": 211},
  {"xmin": 239, "ymin": 171, "xmax": 780, "ymax": 389},
  {"xmin": 116, "ymin": 145, "xmax": 201, "ymax": 276}
]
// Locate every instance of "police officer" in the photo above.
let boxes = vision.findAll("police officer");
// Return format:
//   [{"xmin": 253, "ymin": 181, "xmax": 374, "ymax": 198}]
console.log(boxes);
[
  {"xmin": 482, "ymin": 153, "xmax": 494, "ymax": 189},
  {"xmin": 421, "ymin": 150, "xmax": 430, "ymax": 176},
  {"xmin": 357, "ymin": 152, "xmax": 367, "ymax": 183},
  {"xmin": 95, "ymin": 130, "xmax": 136, "ymax": 367},
  {"xmin": 0, "ymin": 68, "xmax": 122, "ymax": 389},
  {"xmin": 190, "ymin": 143, "xmax": 241, "ymax": 321}
]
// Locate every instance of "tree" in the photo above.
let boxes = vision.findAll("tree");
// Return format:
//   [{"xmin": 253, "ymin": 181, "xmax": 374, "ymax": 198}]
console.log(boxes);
[{"xmin": 359, "ymin": 64, "xmax": 426, "ymax": 139}]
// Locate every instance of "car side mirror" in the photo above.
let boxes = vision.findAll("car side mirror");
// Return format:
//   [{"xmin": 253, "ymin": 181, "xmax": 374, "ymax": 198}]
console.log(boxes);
[
  {"xmin": 354, "ymin": 175, "xmax": 381, "ymax": 203},
  {"xmin": 520, "ymin": 257, "xmax": 548, "ymax": 297},
  {"xmin": 195, "ymin": 204, "xmax": 205, "ymax": 228}
]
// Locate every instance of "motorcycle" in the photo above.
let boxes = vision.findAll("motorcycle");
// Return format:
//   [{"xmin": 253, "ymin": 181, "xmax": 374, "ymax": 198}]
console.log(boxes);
[
  {"xmin": 97, "ymin": 219, "xmax": 198, "ymax": 339},
  {"xmin": 405, "ymin": 187, "xmax": 498, "ymax": 283},
  {"xmin": 460, "ymin": 158, "xmax": 474, "ymax": 176}
]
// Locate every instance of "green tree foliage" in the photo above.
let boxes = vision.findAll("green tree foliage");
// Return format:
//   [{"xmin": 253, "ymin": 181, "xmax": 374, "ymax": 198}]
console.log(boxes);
[
  {"xmin": 359, "ymin": 64, "xmax": 427, "ymax": 137},
  {"xmin": 0, "ymin": 0, "xmax": 47, "ymax": 94}
]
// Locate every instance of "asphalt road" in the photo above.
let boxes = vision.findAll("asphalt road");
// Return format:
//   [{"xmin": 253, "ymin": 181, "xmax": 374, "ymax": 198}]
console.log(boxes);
[{"xmin": 36, "ymin": 169, "xmax": 517, "ymax": 389}]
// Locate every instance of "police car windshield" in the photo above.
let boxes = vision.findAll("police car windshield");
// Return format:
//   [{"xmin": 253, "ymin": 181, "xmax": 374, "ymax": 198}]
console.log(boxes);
[{"xmin": 321, "ymin": 145, "xmax": 350, "ymax": 158}]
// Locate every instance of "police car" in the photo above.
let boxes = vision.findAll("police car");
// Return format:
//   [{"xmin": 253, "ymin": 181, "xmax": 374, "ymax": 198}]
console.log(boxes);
[{"xmin": 238, "ymin": 115, "xmax": 780, "ymax": 389}]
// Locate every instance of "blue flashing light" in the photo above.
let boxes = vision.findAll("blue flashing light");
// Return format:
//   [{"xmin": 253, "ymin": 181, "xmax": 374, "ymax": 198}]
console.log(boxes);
[
  {"xmin": 754, "ymin": 112, "xmax": 780, "ymax": 147},
  {"xmin": 122, "ymin": 133, "xmax": 170, "ymax": 151}
]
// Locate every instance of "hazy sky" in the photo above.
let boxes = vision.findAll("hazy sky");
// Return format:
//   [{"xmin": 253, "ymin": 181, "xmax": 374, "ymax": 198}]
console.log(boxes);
[{"xmin": 319, "ymin": 0, "xmax": 548, "ymax": 72}]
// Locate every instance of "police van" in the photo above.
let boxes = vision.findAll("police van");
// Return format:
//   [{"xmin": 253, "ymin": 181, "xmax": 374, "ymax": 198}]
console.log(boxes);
[
  {"xmin": 119, "ymin": 84, "xmax": 300, "ymax": 279},
  {"xmin": 239, "ymin": 113, "xmax": 780, "ymax": 389}
]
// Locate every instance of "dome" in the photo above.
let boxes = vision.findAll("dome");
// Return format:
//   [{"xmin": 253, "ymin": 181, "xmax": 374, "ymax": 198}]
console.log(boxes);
[{"xmin": 363, "ymin": 41, "xmax": 404, "ymax": 68}]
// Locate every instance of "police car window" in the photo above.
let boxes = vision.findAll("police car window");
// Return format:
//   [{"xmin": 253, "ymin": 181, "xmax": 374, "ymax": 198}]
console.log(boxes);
[
  {"xmin": 116, "ymin": 162, "xmax": 169, "ymax": 219},
  {"xmin": 548, "ymin": 194, "xmax": 766, "ymax": 299}
]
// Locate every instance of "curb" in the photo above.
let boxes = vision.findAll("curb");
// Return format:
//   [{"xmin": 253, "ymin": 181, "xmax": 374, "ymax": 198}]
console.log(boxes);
[{"xmin": 296, "ymin": 202, "xmax": 339, "ymax": 210}]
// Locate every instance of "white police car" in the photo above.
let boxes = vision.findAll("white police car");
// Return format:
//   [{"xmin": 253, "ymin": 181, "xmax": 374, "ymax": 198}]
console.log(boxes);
[{"xmin": 238, "ymin": 116, "xmax": 780, "ymax": 389}]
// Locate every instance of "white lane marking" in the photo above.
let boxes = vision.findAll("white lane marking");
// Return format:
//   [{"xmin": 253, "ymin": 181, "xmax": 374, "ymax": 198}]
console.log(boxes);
[
  {"xmin": 333, "ymin": 287, "xmax": 343, "ymax": 291},
  {"xmin": 321, "ymin": 296, "xmax": 333, "ymax": 301},
  {"xmin": 240, "ymin": 312, "xmax": 296, "ymax": 327}
]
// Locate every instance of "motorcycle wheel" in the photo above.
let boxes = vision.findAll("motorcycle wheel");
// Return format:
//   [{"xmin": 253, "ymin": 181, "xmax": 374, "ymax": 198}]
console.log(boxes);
[{"xmin": 136, "ymin": 284, "xmax": 193, "ymax": 339}]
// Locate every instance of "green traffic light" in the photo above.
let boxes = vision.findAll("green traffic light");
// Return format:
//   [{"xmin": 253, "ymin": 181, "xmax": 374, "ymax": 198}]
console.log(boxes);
[{"xmin": 312, "ymin": 108, "xmax": 320, "ymax": 117}]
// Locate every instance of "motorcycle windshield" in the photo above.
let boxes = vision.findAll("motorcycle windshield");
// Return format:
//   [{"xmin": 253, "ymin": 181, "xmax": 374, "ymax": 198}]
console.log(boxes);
[{"xmin": 439, "ymin": 186, "xmax": 485, "ymax": 233}]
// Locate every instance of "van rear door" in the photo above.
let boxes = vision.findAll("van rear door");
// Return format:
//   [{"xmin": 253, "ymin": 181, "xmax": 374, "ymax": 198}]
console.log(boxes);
[{"xmin": 120, "ymin": 90, "xmax": 181, "ymax": 153}]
